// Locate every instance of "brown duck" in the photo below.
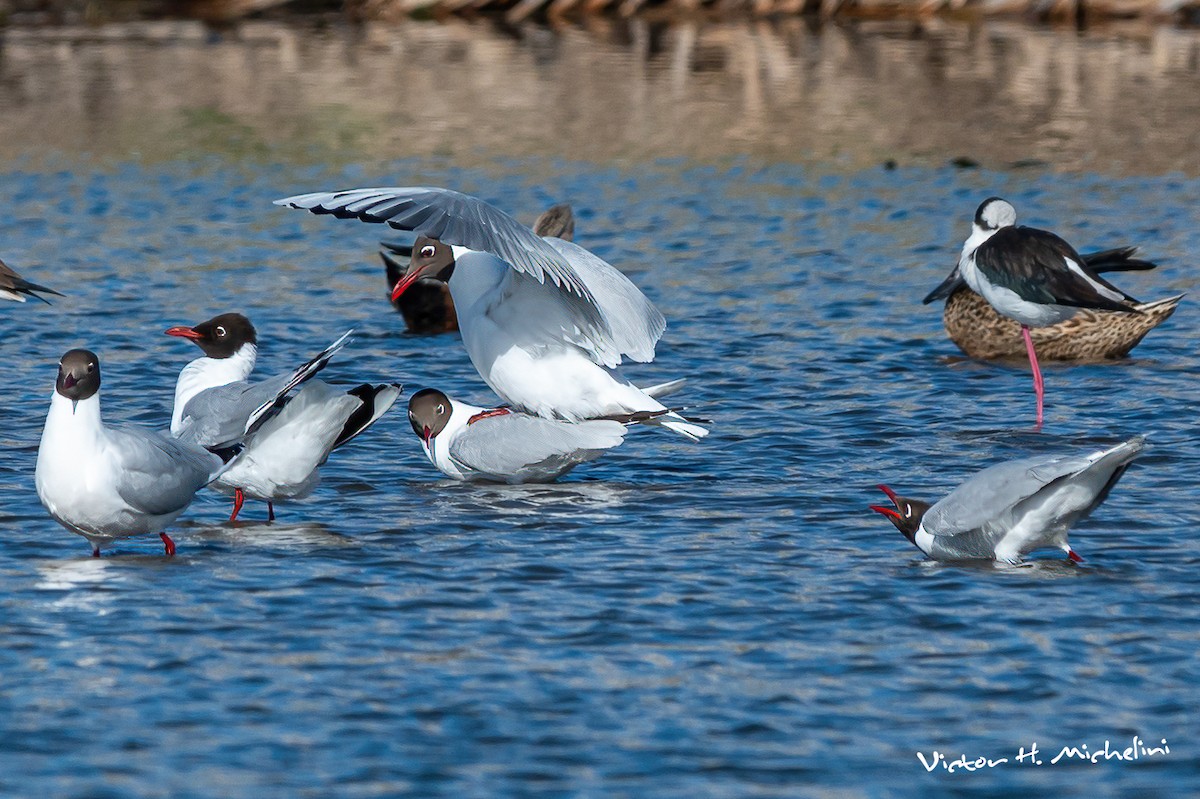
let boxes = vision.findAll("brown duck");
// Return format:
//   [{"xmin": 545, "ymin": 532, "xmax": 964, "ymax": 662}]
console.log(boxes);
[{"xmin": 924, "ymin": 247, "xmax": 1183, "ymax": 362}]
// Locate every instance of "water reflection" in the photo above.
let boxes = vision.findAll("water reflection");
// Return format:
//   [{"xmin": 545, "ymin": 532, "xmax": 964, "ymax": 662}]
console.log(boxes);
[
  {"xmin": 35, "ymin": 557, "xmax": 124, "ymax": 590},
  {"xmin": 34, "ymin": 558, "xmax": 127, "ymax": 612},
  {"xmin": 185, "ymin": 520, "xmax": 358, "ymax": 550},
  {"xmin": 1, "ymin": 19, "xmax": 1199, "ymax": 173},
  {"xmin": 409, "ymin": 478, "xmax": 642, "ymax": 523}
]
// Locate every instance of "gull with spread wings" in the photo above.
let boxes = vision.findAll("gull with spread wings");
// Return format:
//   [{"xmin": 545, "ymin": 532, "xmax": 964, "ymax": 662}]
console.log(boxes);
[{"xmin": 276, "ymin": 187, "xmax": 707, "ymax": 441}]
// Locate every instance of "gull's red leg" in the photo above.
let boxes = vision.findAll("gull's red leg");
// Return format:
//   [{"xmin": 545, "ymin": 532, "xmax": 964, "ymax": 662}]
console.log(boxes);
[{"xmin": 230, "ymin": 488, "xmax": 245, "ymax": 522}]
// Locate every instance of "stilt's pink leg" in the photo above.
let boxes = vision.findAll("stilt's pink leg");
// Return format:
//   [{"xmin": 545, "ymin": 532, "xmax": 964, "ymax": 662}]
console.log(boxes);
[{"xmin": 1021, "ymin": 325, "xmax": 1044, "ymax": 428}]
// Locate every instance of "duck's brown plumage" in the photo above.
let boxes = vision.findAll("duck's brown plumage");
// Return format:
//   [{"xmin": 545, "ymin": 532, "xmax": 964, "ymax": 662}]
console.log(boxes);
[{"xmin": 943, "ymin": 286, "xmax": 1183, "ymax": 362}]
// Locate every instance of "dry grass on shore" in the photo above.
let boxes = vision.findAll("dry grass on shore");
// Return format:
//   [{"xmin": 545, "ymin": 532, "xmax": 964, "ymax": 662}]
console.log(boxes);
[
  {"xmin": 2, "ymin": 0, "xmax": 1198, "ymax": 28},
  {"xmin": 352, "ymin": 0, "xmax": 1199, "ymax": 25}
]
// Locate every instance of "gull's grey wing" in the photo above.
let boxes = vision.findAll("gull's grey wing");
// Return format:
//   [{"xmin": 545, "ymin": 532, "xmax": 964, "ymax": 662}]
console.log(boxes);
[
  {"xmin": 177, "ymin": 330, "xmax": 353, "ymax": 448},
  {"xmin": 543, "ymin": 237, "xmax": 665, "ymax": 363},
  {"xmin": 0, "ymin": 258, "xmax": 63, "ymax": 304},
  {"xmin": 450, "ymin": 415, "xmax": 627, "ymax": 477},
  {"xmin": 242, "ymin": 330, "xmax": 353, "ymax": 436},
  {"xmin": 378, "ymin": 202, "xmax": 574, "ymax": 276},
  {"xmin": 332, "ymin": 382, "xmax": 403, "ymax": 450},
  {"xmin": 108, "ymin": 427, "xmax": 224, "ymax": 516},
  {"xmin": 176, "ymin": 372, "xmax": 297, "ymax": 449},
  {"xmin": 481, "ymin": 257, "xmax": 624, "ymax": 368},
  {"xmin": 275, "ymin": 188, "xmax": 599, "ymax": 309},
  {"xmin": 923, "ymin": 438, "xmax": 1146, "ymax": 537}
]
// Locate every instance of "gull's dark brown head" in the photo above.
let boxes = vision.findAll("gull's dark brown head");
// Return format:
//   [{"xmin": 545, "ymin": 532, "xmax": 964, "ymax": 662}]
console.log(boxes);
[
  {"xmin": 164, "ymin": 312, "xmax": 257, "ymax": 359},
  {"xmin": 407, "ymin": 388, "xmax": 453, "ymax": 445},
  {"xmin": 870, "ymin": 484, "xmax": 931, "ymax": 543},
  {"xmin": 56, "ymin": 349, "xmax": 101, "ymax": 402},
  {"xmin": 392, "ymin": 237, "xmax": 456, "ymax": 302}
]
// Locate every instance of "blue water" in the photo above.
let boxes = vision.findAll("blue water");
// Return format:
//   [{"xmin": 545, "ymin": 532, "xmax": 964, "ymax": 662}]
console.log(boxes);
[{"xmin": 1, "ymin": 157, "xmax": 1198, "ymax": 797}]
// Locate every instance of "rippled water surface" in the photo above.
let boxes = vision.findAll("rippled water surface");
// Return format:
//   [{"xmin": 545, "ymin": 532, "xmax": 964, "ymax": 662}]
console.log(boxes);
[{"xmin": 2, "ymin": 19, "xmax": 1200, "ymax": 799}]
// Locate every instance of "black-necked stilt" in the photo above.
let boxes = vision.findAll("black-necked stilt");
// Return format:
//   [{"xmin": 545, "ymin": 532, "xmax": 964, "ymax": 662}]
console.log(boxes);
[
  {"xmin": 941, "ymin": 197, "xmax": 1142, "ymax": 426},
  {"xmin": 924, "ymin": 245, "xmax": 1180, "ymax": 362}
]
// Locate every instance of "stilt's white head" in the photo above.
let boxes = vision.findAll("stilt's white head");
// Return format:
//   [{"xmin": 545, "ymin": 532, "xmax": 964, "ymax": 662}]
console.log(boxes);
[
  {"xmin": 961, "ymin": 197, "xmax": 1017, "ymax": 259},
  {"xmin": 974, "ymin": 197, "xmax": 1017, "ymax": 235}
]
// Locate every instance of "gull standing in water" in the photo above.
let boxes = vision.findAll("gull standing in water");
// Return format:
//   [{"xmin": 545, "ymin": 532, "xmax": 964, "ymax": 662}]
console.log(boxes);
[
  {"xmin": 871, "ymin": 436, "xmax": 1144, "ymax": 564},
  {"xmin": 166, "ymin": 313, "xmax": 401, "ymax": 521},
  {"xmin": 36, "ymin": 349, "xmax": 233, "ymax": 556},
  {"xmin": 940, "ymin": 198, "xmax": 1142, "ymax": 427},
  {"xmin": 276, "ymin": 187, "xmax": 707, "ymax": 440}
]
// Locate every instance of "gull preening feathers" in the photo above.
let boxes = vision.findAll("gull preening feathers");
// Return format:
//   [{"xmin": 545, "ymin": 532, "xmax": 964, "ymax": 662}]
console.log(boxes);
[{"xmin": 166, "ymin": 313, "xmax": 401, "ymax": 521}]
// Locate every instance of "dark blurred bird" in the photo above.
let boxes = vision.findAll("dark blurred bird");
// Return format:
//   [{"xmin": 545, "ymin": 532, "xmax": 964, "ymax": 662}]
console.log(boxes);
[{"xmin": 0, "ymin": 257, "xmax": 62, "ymax": 303}]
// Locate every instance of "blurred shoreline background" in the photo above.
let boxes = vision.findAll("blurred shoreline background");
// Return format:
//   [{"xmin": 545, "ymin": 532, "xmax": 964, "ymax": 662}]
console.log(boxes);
[
  {"xmin": 2, "ymin": 16, "xmax": 1199, "ymax": 175},
  {"xmin": 4, "ymin": 0, "xmax": 1200, "ymax": 25}
]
